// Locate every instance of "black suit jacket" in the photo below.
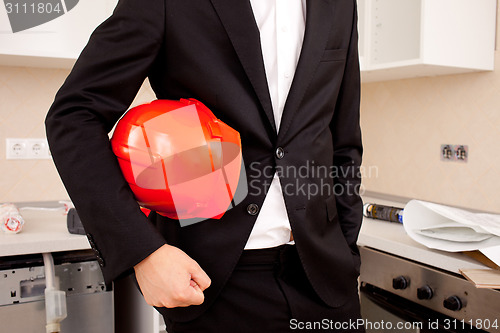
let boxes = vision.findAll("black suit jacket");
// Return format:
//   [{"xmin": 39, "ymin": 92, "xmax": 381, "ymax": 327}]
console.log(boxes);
[{"xmin": 46, "ymin": 0, "xmax": 363, "ymax": 322}]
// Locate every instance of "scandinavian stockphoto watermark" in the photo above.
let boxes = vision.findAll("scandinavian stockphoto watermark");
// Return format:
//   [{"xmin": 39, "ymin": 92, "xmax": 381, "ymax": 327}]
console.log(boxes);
[
  {"xmin": 248, "ymin": 160, "xmax": 378, "ymax": 200},
  {"xmin": 3, "ymin": 0, "xmax": 79, "ymax": 33}
]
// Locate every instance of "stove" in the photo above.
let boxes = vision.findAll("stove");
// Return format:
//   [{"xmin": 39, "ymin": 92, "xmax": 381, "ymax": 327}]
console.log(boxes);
[{"xmin": 359, "ymin": 246, "xmax": 500, "ymax": 332}]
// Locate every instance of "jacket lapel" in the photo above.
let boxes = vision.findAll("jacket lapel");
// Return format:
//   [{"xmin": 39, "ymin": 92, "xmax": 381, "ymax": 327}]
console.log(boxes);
[
  {"xmin": 209, "ymin": 0, "xmax": 277, "ymax": 135},
  {"xmin": 278, "ymin": 0, "xmax": 334, "ymax": 142}
]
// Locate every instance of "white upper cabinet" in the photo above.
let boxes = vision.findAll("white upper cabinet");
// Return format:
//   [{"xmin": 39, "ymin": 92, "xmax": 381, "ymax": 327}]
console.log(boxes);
[
  {"xmin": 0, "ymin": 0, "xmax": 496, "ymax": 81},
  {"xmin": 358, "ymin": 0, "xmax": 497, "ymax": 82},
  {"xmin": 0, "ymin": 0, "xmax": 118, "ymax": 68}
]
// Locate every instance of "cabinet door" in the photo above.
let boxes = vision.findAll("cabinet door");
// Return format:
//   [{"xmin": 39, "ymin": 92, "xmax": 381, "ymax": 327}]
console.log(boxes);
[
  {"xmin": 358, "ymin": 0, "xmax": 496, "ymax": 82},
  {"xmin": 369, "ymin": 0, "xmax": 421, "ymax": 66},
  {"xmin": 0, "ymin": 0, "xmax": 118, "ymax": 68}
]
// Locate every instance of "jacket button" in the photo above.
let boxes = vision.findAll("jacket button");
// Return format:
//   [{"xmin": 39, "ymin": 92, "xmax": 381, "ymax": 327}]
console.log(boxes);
[
  {"xmin": 276, "ymin": 147, "xmax": 285, "ymax": 159},
  {"xmin": 247, "ymin": 203, "xmax": 259, "ymax": 216},
  {"xmin": 96, "ymin": 255, "xmax": 105, "ymax": 267}
]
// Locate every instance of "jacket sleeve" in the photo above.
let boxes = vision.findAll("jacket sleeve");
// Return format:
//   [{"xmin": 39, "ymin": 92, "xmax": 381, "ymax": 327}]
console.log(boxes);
[
  {"xmin": 329, "ymin": 0, "xmax": 363, "ymax": 258},
  {"xmin": 45, "ymin": 0, "xmax": 167, "ymax": 284}
]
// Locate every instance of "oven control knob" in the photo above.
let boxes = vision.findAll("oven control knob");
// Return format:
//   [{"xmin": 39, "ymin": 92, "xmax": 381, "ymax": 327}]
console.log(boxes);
[
  {"xmin": 392, "ymin": 276, "xmax": 409, "ymax": 290},
  {"xmin": 443, "ymin": 296, "xmax": 463, "ymax": 311},
  {"xmin": 417, "ymin": 285, "xmax": 433, "ymax": 300}
]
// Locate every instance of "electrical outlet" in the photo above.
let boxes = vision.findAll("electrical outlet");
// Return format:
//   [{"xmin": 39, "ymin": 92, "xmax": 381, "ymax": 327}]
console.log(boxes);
[
  {"xmin": 6, "ymin": 139, "xmax": 27, "ymax": 159},
  {"xmin": 440, "ymin": 144, "xmax": 454, "ymax": 161},
  {"xmin": 454, "ymin": 145, "xmax": 468, "ymax": 162},
  {"xmin": 26, "ymin": 139, "xmax": 51, "ymax": 159},
  {"xmin": 440, "ymin": 144, "xmax": 468, "ymax": 162},
  {"xmin": 6, "ymin": 138, "xmax": 51, "ymax": 160}
]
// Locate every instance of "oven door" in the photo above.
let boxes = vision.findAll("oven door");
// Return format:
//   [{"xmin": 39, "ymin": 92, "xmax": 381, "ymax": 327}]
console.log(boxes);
[{"xmin": 360, "ymin": 283, "xmax": 484, "ymax": 333}]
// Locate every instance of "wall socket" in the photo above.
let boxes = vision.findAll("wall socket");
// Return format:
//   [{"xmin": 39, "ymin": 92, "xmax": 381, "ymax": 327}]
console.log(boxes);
[
  {"xmin": 6, "ymin": 138, "xmax": 51, "ymax": 160},
  {"xmin": 441, "ymin": 144, "xmax": 468, "ymax": 162}
]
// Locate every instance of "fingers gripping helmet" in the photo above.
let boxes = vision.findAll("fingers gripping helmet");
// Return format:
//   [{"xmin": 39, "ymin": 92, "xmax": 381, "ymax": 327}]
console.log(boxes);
[{"xmin": 111, "ymin": 99, "xmax": 247, "ymax": 225}]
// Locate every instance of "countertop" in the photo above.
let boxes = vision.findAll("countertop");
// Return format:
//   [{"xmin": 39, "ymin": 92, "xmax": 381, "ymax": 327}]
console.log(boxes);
[
  {"xmin": 0, "ymin": 206, "xmax": 90, "ymax": 257},
  {"xmin": 0, "ymin": 197, "xmax": 491, "ymax": 275},
  {"xmin": 359, "ymin": 194, "xmax": 487, "ymax": 274}
]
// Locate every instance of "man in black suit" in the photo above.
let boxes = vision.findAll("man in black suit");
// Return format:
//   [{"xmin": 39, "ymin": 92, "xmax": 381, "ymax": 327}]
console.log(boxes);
[{"xmin": 46, "ymin": 0, "xmax": 364, "ymax": 331}]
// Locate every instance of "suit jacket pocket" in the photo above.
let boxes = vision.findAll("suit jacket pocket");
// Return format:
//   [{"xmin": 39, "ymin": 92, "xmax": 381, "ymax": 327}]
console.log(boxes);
[{"xmin": 320, "ymin": 48, "xmax": 348, "ymax": 62}]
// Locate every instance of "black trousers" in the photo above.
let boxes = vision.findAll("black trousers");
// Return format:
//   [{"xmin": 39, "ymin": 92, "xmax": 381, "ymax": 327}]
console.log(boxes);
[{"xmin": 163, "ymin": 245, "xmax": 365, "ymax": 333}]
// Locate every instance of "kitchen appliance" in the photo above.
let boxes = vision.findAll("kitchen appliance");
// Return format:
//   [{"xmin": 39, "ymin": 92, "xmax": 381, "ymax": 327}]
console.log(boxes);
[
  {"xmin": 359, "ymin": 246, "xmax": 500, "ymax": 332},
  {"xmin": 0, "ymin": 250, "xmax": 113, "ymax": 333}
]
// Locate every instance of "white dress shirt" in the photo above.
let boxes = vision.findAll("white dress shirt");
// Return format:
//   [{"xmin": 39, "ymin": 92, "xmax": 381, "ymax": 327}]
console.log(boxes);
[{"xmin": 244, "ymin": 0, "xmax": 306, "ymax": 249}]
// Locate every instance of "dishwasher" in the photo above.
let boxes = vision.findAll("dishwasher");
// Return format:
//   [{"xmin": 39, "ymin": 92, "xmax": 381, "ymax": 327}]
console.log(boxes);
[{"xmin": 0, "ymin": 250, "xmax": 114, "ymax": 333}]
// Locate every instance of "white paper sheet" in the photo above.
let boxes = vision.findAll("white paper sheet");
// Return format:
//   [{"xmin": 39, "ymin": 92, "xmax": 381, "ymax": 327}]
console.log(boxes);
[
  {"xmin": 480, "ymin": 245, "xmax": 500, "ymax": 267},
  {"xmin": 403, "ymin": 200, "xmax": 500, "ymax": 263}
]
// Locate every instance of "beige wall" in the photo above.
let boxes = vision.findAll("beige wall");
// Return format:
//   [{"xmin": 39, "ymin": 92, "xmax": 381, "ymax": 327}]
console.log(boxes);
[
  {"xmin": 360, "ymin": 5, "xmax": 500, "ymax": 214},
  {"xmin": 0, "ymin": 67, "xmax": 155, "ymax": 203},
  {"xmin": 0, "ymin": 6, "xmax": 499, "ymax": 213}
]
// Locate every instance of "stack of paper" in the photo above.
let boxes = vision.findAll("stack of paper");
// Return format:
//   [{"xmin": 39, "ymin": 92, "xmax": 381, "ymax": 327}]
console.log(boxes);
[{"xmin": 403, "ymin": 200, "xmax": 500, "ymax": 268}]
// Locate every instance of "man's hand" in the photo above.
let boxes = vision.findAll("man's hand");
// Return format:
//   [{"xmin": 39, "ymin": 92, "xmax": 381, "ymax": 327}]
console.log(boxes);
[{"xmin": 134, "ymin": 244, "xmax": 211, "ymax": 308}]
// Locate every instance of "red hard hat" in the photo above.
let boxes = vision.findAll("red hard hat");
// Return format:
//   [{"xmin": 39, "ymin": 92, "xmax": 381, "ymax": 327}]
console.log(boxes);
[{"xmin": 111, "ymin": 99, "xmax": 246, "ymax": 224}]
